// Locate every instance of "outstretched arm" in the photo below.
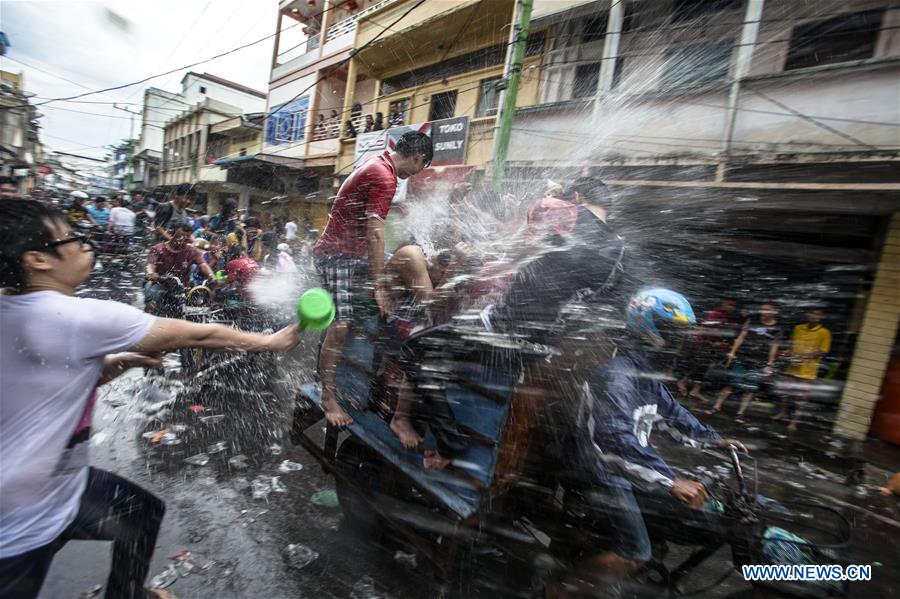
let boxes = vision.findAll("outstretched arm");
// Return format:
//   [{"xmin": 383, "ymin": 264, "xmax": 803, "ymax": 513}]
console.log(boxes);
[{"xmin": 130, "ymin": 317, "xmax": 300, "ymax": 354}]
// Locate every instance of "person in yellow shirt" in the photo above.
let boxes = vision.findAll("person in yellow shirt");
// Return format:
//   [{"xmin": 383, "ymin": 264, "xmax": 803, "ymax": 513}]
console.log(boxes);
[{"xmin": 773, "ymin": 307, "xmax": 831, "ymax": 432}]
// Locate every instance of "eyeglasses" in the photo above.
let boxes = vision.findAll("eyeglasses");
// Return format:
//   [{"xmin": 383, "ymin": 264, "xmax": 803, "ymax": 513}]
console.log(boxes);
[{"xmin": 30, "ymin": 232, "xmax": 95, "ymax": 252}]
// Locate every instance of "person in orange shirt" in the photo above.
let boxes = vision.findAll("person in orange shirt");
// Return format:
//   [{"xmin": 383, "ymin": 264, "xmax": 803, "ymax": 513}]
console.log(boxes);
[{"xmin": 774, "ymin": 307, "xmax": 832, "ymax": 432}]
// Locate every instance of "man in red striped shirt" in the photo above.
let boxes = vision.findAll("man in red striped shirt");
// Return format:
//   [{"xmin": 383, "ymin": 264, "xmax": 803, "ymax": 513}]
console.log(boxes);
[{"xmin": 314, "ymin": 131, "xmax": 433, "ymax": 426}]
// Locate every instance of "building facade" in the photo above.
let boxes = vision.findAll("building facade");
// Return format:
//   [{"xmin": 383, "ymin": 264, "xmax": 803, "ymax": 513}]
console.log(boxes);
[
  {"xmin": 159, "ymin": 73, "xmax": 267, "ymax": 206},
  {"xmin": 0, "ymin": 69, "xmax": 42, "ymax": 194},
  {"xmin": 133, "ymin": 87, "xmax": 189, "ymax": 194},
  {"xmin": 259, "ymin": 0, "xmax": 899, "ymax": 442}
]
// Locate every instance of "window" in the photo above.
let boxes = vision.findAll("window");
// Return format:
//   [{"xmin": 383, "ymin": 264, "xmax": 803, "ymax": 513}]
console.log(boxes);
[
  {"xmin": 672, "ymin": 0, "xmax": 743, "ymax": 22},
  {"xmin": 476, "ymin": 77, "xmax": 501, "ymax": 117},
  {"xmin": 573, "ymin": 63, "xmax": 600, "ymax": 99},
  {"xmin": 429, "ymin": 91, "xmax": 458, "ymax": 121},
  {"xmin": 199, "ymin": 86, "xmax": 207, "ymax": 94},
  {"xmin": 662, "ymin": 41, "xmax": 733, "ymax": 89},
  {"xmin": 582, "ymin": 13, "xmax": 607, "ymax": 43},
  {"xmin": 264, "ymin": 96, "xmax": 310, "ymax": 145},
  {"xmin": 785, "ymin": 10, "xmax": 883, "ymax": 71}
]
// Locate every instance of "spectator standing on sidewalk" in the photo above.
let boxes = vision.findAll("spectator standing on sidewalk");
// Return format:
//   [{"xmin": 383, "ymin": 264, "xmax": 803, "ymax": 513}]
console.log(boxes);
[
  {"xmin": 676, "ymin": 297, "xmax": 743, "ymax": 401},
  {"xmin": 774, "ymin": 307, "xmax": 831, "ymax": 432},
  {"xmin": 314, "ymin": 131, "xmax": 433, "ymax": 427},
  {"xmin": 0, "ymin": 200, "xmax": 300, "ymax": 599},
  {"xmin": 707, "ymin": 301, "xmax": 782, "ymax": 422}
]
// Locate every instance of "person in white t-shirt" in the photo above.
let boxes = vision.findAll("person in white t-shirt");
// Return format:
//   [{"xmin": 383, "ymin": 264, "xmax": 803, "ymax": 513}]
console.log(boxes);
[
  {"xmin": 0, "ymin": 200, "xmax": 302, "ymax": 599},
  {"xmin": 108, "ymin": 196, "xmax": 137, "ymax": 236},
  {"xmin": 284, "ymin": 219, "xmax": 298, "ymax": 242}
]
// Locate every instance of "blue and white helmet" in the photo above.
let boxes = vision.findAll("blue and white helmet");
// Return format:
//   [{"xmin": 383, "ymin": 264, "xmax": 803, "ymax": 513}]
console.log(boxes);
[{"xmin": 626, "ymin": 288, "xmax": 696, "ymax": 347}]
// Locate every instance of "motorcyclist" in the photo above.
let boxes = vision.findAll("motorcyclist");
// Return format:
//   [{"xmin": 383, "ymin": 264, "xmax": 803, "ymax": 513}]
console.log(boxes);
[
  {"xmin": 552, "ymin": 289, "xmax": 746, "ymax": 593},
  {"xmin": 144, "ymin": 221, "xmax": 215, "ymax": 315},
  {"xmin": 65, "ymin": 195, "xmax": 95, "ymax": 228}
]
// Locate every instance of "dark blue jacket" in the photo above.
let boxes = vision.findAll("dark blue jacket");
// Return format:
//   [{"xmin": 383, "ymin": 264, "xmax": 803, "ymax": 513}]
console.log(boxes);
[{"xmin": 577, "ymin": 345, "xmax": 722, "ymax": 492}]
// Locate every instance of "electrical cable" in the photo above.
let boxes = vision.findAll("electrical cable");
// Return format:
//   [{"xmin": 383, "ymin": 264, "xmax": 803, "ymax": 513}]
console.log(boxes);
[{"xmin": 0, "ymin": 0, "xmax": 357, "ymax": 110}]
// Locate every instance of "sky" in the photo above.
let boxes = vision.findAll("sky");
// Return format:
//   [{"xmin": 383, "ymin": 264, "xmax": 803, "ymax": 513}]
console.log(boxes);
[{"xmin": 1, "ymin": 0, "xmax": 278, "ymax": 158}]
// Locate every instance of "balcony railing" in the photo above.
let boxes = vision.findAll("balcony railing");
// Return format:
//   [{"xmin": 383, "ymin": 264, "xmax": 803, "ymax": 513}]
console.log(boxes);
[{"xmin": 325, "ymin": 0, "xmax": 400, "ymax": 43}]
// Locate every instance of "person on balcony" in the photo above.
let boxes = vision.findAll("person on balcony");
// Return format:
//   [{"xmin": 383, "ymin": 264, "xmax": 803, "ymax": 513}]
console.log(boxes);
[
  {"xmin": 314, "ymin": 114, "xmax": 328, "ymax": 139},
  {"xmin": 388, "ymin": 103, "xmax": 404, "ymax": 128},
  {"xmin": 329, "ymin": 110, "xmax": 340, "ymax": 138}
]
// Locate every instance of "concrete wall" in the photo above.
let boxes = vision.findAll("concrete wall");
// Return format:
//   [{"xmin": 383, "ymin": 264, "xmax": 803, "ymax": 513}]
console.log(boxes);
[
  {"xmin": 508, "ymin": 87, "xmax": 731, "ymax": 164},
  {"xmin": 181, "ymin": 74, "xmax": 265, "ymax": 114},
  {"xmin": 353, "ymin": 77, "xmax": 378, "ymax": 110},
  {"xmin": 314, "ymin": 75, "xmax": 345, "ymax": 118},
  {"xmin": 355, "ymin": 0, "xmax": 481, "ymax": 50},
  {"xmin": 834, "ymin": 212, "xmax": 900, "ymax": 439},
  {"xmin": 268, "ymin": 73, "xmax": 318, "ymax": 108},
  {"xmin": 733, "ymin": 68, "xmax": 900, "ymax": 153},
  {"xmin": 140, "ymin": 88, "xmax": 188, "ymax": 154}
]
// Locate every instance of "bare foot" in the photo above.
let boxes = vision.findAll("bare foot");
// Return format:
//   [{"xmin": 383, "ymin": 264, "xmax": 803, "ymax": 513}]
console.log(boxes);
[
  {"xmin": 771, "ymin": 411, "xmax": 788, "ymax": 422},
  {"xmin": 321, "ymin": 387, "xmax": 352, "ymax": 427},
  {"xmin": 423, "ymin": 449, "xmax": 450, "ymax": 470},
  {"xmin": 787, "ymin": 421, "xmax": 799, "ymax": 433},
  {"xmin": 390, "ymin": 414, "xmax": 423, "ymax": 449}
]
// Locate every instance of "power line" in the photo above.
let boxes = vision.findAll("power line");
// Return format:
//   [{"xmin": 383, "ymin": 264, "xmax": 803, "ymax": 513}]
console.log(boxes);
[
  {"xmin": 259, "ymin": 0, "xmax": 428, "ymax": 130},
  {"xmin": 1, "ymin": 0, "xmax": 356, "ymax": 111}
]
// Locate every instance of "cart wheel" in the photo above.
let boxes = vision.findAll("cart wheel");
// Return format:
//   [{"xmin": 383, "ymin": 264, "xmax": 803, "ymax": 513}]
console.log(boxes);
[{"xmin": 335, "ymin": 437, "xmax": 384, "ymax": 536}]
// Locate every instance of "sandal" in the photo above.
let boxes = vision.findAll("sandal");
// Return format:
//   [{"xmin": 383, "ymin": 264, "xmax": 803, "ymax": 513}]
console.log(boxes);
[{"xmin": 705, "ymin": 407, "xmax": 721, "ymax": 415}]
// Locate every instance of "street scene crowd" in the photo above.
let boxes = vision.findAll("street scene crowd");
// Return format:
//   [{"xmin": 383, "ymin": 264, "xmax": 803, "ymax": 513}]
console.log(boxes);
[{"xmin": 0, "ymin": 138, "xmax": 881, "ymax": 598}]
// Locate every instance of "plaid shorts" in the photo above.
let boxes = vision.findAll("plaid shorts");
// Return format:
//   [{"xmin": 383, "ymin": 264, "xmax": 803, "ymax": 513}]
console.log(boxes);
[{"xmin": 315, "ymin": 255, "xmax": 369, "ymax": 322}]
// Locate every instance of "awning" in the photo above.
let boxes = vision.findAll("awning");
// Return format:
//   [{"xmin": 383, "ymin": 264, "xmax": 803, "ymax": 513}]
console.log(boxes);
[
  {"xmin": 213, "ymin": 152, "xmax": 312, "ymax": 170},
  {"xmin": 213, "ymin": 154, "xmax": 260, "ymax": 166}
]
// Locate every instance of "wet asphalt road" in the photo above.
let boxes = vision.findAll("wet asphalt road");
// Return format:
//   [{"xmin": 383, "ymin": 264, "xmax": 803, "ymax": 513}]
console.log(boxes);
[{"xmin": 38, "ymin": 254, "xmax": 898, "ymax": 599}]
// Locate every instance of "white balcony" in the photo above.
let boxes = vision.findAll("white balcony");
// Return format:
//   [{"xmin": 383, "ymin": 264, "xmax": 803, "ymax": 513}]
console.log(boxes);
[
  {"xmin": 272, "ymin": 48, "xmax": 322, "ymax": 81},
  {"xmin": 323, "ymin": 0, "xmax": 400, "ymax": 51}
]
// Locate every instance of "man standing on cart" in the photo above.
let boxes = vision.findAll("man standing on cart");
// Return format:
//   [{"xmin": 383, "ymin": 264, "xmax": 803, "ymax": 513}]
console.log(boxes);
[{"xmin": 314, "ymin": 131, "xmax": 433, "ymax": 427}]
